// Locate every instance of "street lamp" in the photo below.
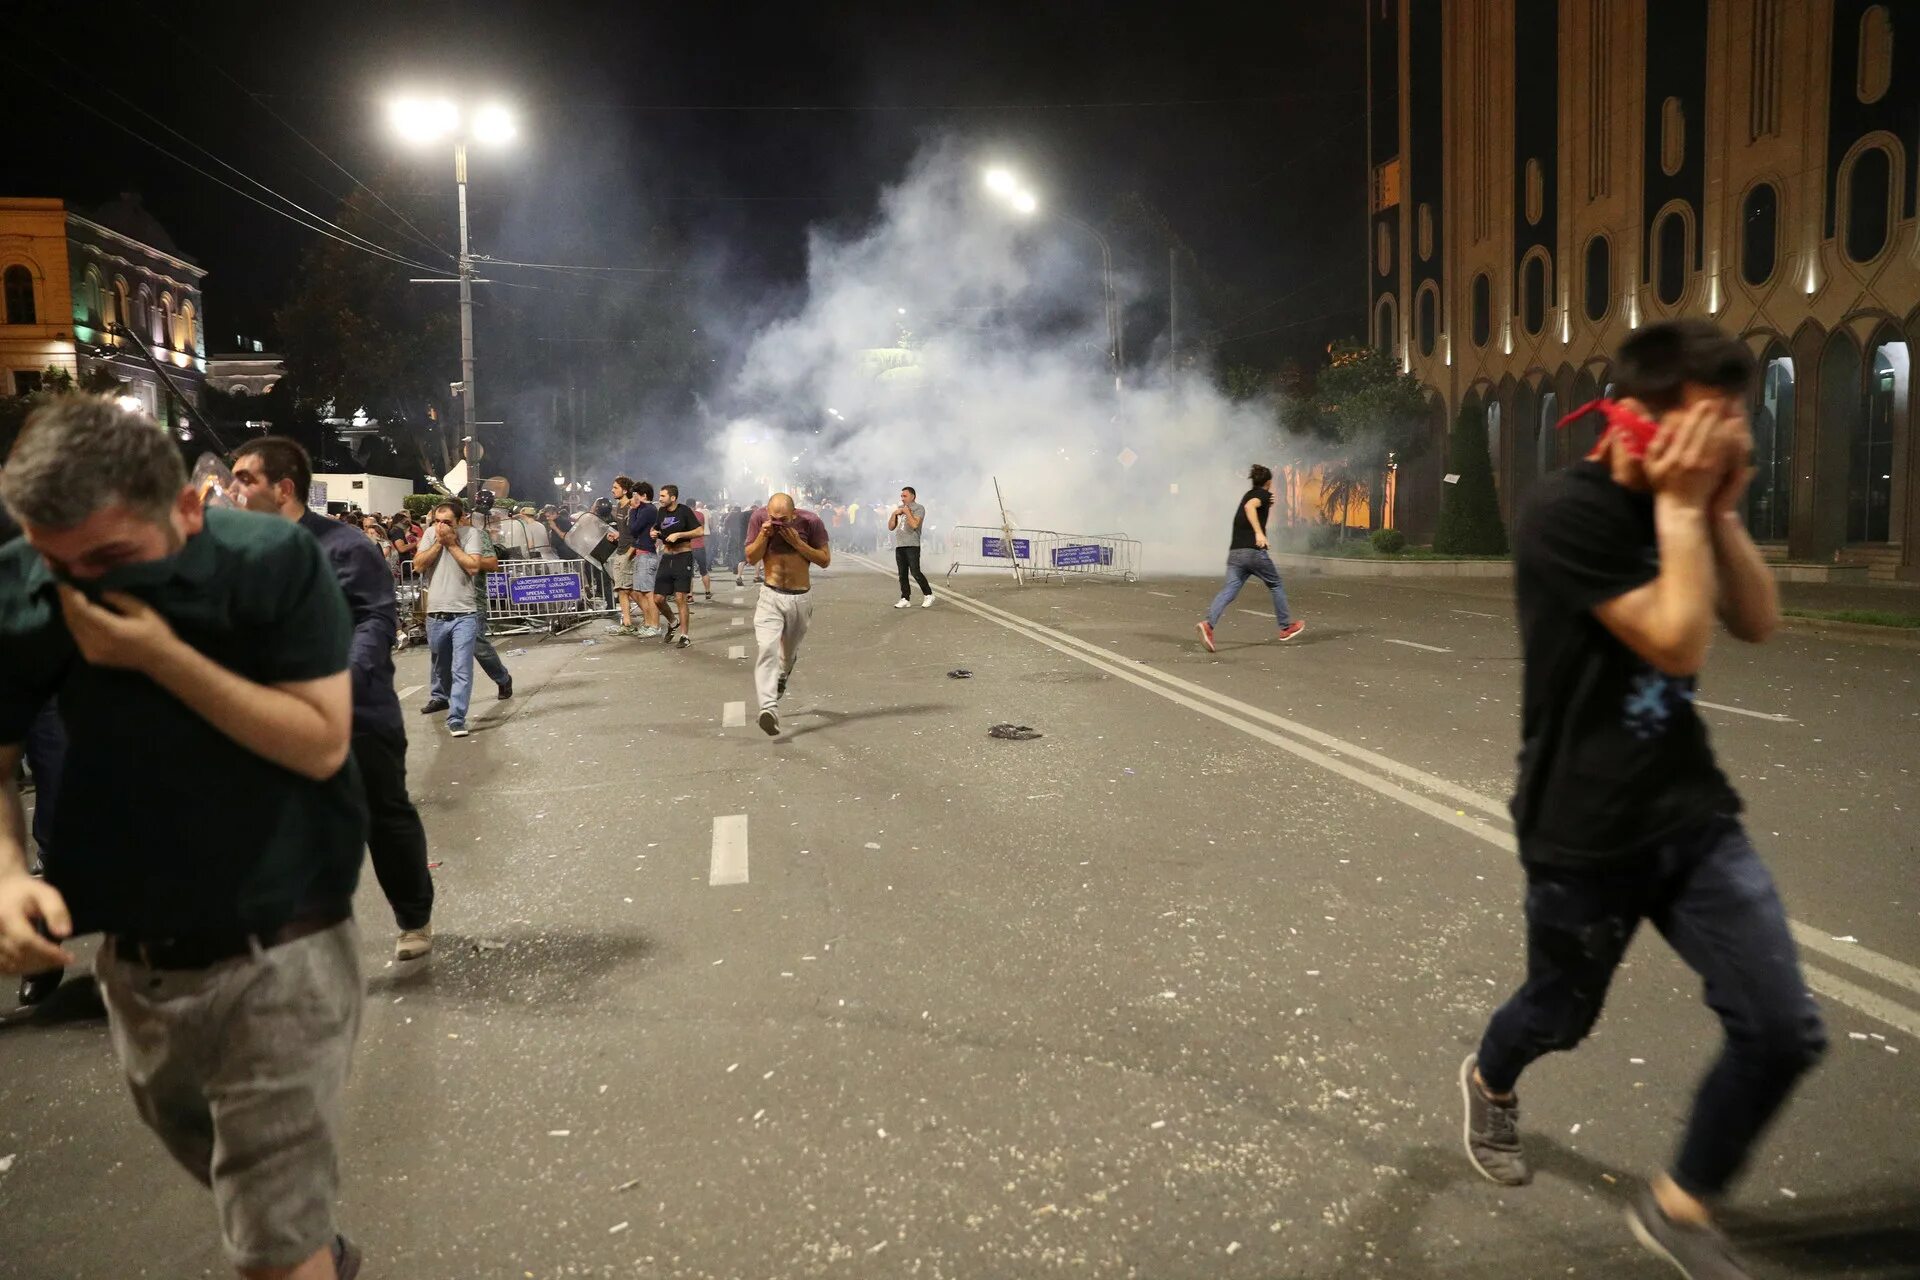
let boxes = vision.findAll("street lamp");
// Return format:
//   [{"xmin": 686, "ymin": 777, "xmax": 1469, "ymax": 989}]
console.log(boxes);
[
  {"xmin": 982, "ymin": 166, "xmax": 1119, "ymax": 389},
  {"xmin": 388, "ymin": 95, "xmax": 516, "ymax": 497}
]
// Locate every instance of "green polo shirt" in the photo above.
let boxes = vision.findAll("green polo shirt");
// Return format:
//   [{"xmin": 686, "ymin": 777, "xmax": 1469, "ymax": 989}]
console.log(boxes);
[{"xmin": 0, "ymin": 506, "xmax": 367, "ymax": 937}]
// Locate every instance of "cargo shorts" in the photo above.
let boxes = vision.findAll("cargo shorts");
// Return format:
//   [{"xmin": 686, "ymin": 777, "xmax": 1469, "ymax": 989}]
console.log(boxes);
[
  {"xmin": 96, "ymin": 920, "xmax": 364, "ymax": 1271},
  {"xmin": 610, "ymin": 550, "xmax": 637, "ymax": 591}
]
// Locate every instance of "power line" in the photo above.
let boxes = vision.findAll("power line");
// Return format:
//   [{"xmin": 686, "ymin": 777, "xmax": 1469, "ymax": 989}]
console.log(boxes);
[
  {"xmin": 123, "ymin": 0, "xmax": 455, "ymax": 264},
  {"xmin": 19, "ymin": 40, "xmax": 448, "ymax": 275},
  {"xmin": 251, "ymin": 88, "xmax": 1370, "ymax": 115}
]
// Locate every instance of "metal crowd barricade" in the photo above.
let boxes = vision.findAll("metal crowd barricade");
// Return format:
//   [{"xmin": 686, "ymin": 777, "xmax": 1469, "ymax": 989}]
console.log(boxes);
[
  {"xmin": 1030, "ymin": 533, "xmax": 1142, "ymax": 583},
  {"xmin": 484, "ymin": 557, "xmax": 619, "ymax": 635},
  {"xmin": 943, "ymin": 525, "xmax": 1057, "ymax": 582}
]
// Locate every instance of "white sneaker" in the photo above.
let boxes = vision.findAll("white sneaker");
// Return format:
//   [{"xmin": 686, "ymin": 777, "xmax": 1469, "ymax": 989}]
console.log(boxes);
[
  {"xmin": 448, "ymin": 726, "xmax": 471, "ymax": 739},
  {"xmin": 893, "ymin": 599, "xmax": 912, "ymax": 609},
  {"xmin": 922, "ymin": 595, "xmax": 936, "ymax": 608}
]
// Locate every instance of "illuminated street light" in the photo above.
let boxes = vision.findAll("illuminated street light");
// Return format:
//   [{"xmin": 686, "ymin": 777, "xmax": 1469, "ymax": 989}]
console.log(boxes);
[
  {"xmin": 115, "ymin": 394, "xmax": 142, "ymax": 414},
  {"xmin": 472, "ymin": 104, "xmax": 517, "ymax": 145},
  {"xmin": 388, "ymin": 96, "xmax": 518, "ymax": 501},
  {"xmin": 553, "ymin": 473, "xmax": 567, "ymax": 487},
  {"xmin": 388, "ymin": 97, "xmax": 459, "ymax": 144},
  {"xmin": 981, "ymin": 163, "xmax": 1118, "ymax": 388}
]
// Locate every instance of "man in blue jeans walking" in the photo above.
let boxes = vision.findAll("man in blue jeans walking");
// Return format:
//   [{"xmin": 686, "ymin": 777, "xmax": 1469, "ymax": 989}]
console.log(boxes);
[
  {"xmin": 1197, "ymin": 463, "xmax": 1304, "ymax": 652},
  {"xmin": 414, "ymin": 499, "xmax": 509, "ymax": 739},
  {"xmin": 1459, "ymin": 321, "xmax": 1824, "ymax": 1279}
]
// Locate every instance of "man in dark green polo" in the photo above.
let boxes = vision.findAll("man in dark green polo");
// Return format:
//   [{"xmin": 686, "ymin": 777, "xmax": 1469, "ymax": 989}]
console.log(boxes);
[{"xmin": 0, "ymin": 396, "xmax": 368, "ymax": 1280}]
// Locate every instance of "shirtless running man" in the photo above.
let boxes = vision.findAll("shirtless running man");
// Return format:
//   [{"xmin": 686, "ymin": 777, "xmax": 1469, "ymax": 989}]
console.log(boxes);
[{"xmin": 744, "ymin": 492, "xmax": 831, "ymax": 736}]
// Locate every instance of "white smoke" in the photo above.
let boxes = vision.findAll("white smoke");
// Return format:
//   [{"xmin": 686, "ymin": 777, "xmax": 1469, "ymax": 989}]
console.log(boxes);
[{"xmin": 706, "ymin": 142, "xmax": 1292, "ymax": 573}]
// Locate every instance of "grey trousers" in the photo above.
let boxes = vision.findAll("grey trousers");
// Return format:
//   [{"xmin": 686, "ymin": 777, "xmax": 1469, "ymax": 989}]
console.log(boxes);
[
  {"xmin": 97, "ymin": 921, "xmax": 364, "ymax": 1270},
  {"xmin": 754, "ymin": 588, "xmax": 813, "ymax": 711}
]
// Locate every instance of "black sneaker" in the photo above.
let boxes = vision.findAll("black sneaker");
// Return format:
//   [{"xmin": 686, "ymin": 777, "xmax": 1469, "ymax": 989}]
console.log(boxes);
[
  {"xmin": 497, "ymin": 681, "xmax": 514, "ymax": 701},
  {"xmin": 776, "ymin": 670, "xmax": 789, "ymax": 699},
  {"xmin": 660, "ymin": 624, "xmax": 676, "ymax": 646},
  {"xmin": 758, "ymin": 708, "xmax": 780, "ymax": 736},
  {"xmin": 17, "ymin": 967, "xmax": 62, "ymax": 1007},
  {"xmin": 332, "ymin": 1233, "xmax": 363, "ymax": 1280},
  {"xmin": 419, "ymin": 699, "xmax": 449, "ymax": 715},
  {"xmin": 676, "ymin": 635, "xmax": 690, "ymax": 649},
  {"xmin": 1460, "ymin": 1054, "xmax": 1531, "ymax": 1186},
  {"xmin": 1626, "ymin": 1185, "xmax": 1752, "ymax": 1279}
]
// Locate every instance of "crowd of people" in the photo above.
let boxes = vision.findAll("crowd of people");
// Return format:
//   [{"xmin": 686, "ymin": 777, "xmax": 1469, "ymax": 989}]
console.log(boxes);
[{"xmin": 0, "ymin": 319, "xmax": 1832, "ymax": 1280}]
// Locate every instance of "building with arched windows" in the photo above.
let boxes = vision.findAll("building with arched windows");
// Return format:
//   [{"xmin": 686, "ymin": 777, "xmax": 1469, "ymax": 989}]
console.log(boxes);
[
  {"xmin": 0, "ymin": 194, "xmax": 207, "ymax": 424},
  {"xmin": 1369, "ymin": 0, "xmax": 1920, "ymax": 582}
]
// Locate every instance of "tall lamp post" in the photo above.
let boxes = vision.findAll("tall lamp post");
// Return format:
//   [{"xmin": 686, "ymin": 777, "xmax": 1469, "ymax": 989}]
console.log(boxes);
[
  {"xmin": 983, "ymin": 166, "xmax": 1122, "ymax": 392},
  {"xmin": 389, "ymin": 97, "xmax": 516, "ymax": 495}
]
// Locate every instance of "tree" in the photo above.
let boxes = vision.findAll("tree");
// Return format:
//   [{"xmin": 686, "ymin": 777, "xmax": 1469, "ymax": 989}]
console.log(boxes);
[
  {"xmin": 274, "ymin": 175, "xmax": 461, "ymax": 474},
  {"xmin": 1311, "ymin": 340, "xmax": 1431, "ymax": 530},
  {"xmin": 1432, "ymin": 406, "xmax": 1509, "ymax": 555}
]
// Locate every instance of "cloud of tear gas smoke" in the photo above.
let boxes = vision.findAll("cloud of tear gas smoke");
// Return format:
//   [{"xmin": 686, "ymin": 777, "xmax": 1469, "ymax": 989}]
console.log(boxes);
[{"xmin": 707, "ymin": 143, "xmax": 1297, "ymax": 574}]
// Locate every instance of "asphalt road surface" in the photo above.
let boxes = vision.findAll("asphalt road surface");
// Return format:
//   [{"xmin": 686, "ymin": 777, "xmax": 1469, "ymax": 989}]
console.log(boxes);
[{"xmin": 3, "ymin": 560, "xmax": 1916, "ymax": 1279}]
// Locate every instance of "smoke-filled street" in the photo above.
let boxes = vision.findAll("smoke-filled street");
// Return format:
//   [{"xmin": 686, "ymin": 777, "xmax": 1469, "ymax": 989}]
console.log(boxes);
[{"xmin": 5, "ymin": 566, "xmax": 1914, "ymax": 1279}]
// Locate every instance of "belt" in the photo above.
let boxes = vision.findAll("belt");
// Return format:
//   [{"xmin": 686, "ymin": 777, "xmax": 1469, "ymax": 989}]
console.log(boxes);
[
  {"xmin": 762, "ymin": 582, "xmax": 810, "ymax": 596},
  {"xmin": 427, "ymin": 610, "xmax": 471, "ymax": 618},
  {"xmin": 111, "ymin": 905, "xmax": 351, "ymax": 971}
]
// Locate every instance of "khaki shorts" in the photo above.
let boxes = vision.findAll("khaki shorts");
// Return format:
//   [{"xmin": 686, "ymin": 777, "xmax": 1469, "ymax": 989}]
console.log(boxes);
[
  {"xmin": 610, "ymin": 551, "xmax": 636, "ymax": 591},
  {"xmin": 97, "ymin": 920, "xmax": 364, "ymax": 1271}
]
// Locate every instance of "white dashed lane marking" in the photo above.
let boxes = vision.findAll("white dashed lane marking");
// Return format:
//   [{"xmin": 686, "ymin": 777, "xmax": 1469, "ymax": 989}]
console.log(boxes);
[
  {"xmin": 1384, "ymin": 638, "xmax": 1454, "ymax": 654},
  {"xmin": 722, "ymin": 701, "xmax": 746, "ymax": 727},
  {"xmin": 728, "ymin": 645, "xmax": 747, "ymax": 660},
  {"xmin": 1697, "ymin": 699, "xmax": 1796, "ymax": 724},
  {"xmin": 709, "ymin": 815, "xmax": 749, "ymax": 886}
]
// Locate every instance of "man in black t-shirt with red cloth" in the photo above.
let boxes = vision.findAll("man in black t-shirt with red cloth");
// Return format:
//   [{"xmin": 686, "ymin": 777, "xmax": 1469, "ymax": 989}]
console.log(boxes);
[
  {"xmin": 1196, "ymin": 463, "xmax": 1304, "ymax": 652},
  {"xmin": 1459, "ymin": 320, "xmax": 1825, "ymax": 1280}
]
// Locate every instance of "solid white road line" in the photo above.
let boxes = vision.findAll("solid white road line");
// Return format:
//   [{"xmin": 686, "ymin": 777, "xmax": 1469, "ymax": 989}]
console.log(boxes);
[
  {"xmin": 1450, "ymin": 609, "xmax": 1499, "ymax": 619},
  {"xmin": 730, "ymin": 617, "xmax": 745, "ymax": 627},
  {"xmin": 728, "ymin": 645, "xmax": 747, "ymax": 660},
  {"xmin": 722, "ymin": 701, "xmax": 746, "ymax": 727},
  {"xmin": 895, "ymin": 568, "xmax": 1920, "ymax": 1040},
  {"xmin": 709, "ymin": 815, "xmax": 749, "ymax": 886},
  {"xmin": 1385, "ymin": 639, "xmax": 1454, "ymax": 654},
  {"xmin": 1791, "ymin": 921, "xmax": 1920, "ymax": 998},
  {"xmin": 398, "ymin": 684, "xmax": 424, "ymax": 700},
  {"xmin": 1148, "ymin": 591, "xmax": 1176, "ymax": 597},
  {"xmin": 1697, "ymin": 699, "xmax": 1796, "ymax": 723}
]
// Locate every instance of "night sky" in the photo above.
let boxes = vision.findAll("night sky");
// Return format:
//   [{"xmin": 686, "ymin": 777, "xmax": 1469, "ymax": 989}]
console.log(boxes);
[{"xmin": 5, "ymin": 0, "xmax": 1365, "ymax": 375}]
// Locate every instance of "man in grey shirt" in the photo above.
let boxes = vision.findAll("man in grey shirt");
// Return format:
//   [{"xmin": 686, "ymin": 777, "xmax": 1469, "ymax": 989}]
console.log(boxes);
[
  {"xmin": 413, "ymin": 498, "xmax": 508, "ymax": 738},
  {"xmin": 888, "ymin": 486, "xmax": 934, "ymax": 608}
]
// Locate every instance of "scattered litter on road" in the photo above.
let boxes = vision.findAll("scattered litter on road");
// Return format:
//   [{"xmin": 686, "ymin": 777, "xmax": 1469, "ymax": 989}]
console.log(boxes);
[
  {"xmin": 1630, "ymin": 1057, "xmax": 1645, "ymax": 1064},
  {"xmin": 609, "ymin": 1221, "xmax": 630, "ymax": 1235},
  {"xmin": 1026, "ymin": 792, "xmax": 1063, "ymax": 799},
  {"xmin": 1779, "ymin": 1187, "xmax": 1798, "ymax": 1199},
  {"xmin": 864, "ymin": 842, "xmax": 882, "ymax": 850},
  {"xmin": 1570, "ymin": 1123, "xmax": 1582, "ymax": 1135},
  {"xmin": 548, "ymin": 1129, "xmax": 571, "ymax": 1138},
  {"xmin": 1226, "ymin": 1242, "xmax": 1242, "ymax": 1256},
  {"xmin": 1123, "ymin": 768, "xmax": 1136, "ymax": 775},
  {"xmin": 580, "ymin": 638, "xmax": 598, "ymax": 646},
  {"xmin": 614, "ymin": 1179, "xmax": 640, "ymax": 1193},
  {"xmin": 427, "ymin": 861, "xmax": 443, "ymax": 870},
  {"xmin": 947, "ymin": 669, "xmax": 973, "ymax": 679},
  {"xmin": 599, "ymin": 1085, "xmax": 608, "ymax": 1094},
  {"xmin": 507, "ymin": 648, "xmax": 528, "ymax": 656},
  {"xmin": 1833, "ymin": 934, "xmax": 1859, "ymax": 943},
  {"xmin": 0, "ymin": 1154, "xmax": 14, "ymax": 1174},
  {"xmin": 474, "ymin": 939, "xmax": 507, "ymax": 952},
  {"xmin": 727, "ymin": 1063, "xmax": 740, "ymax": 1073},
  {"xmin": 1149, "ymin": 1121, "xmax": 1166, "ymax": 1130},
  {"xmin": 988, "ymin": 723, "xmax": 1042, "ymax": 741}
]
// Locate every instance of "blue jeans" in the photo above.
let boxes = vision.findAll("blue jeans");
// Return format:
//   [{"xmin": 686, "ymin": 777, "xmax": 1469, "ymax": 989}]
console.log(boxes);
[
  {"xmin": 473, "ymin": 633, "xmax": 513, "ymax": 691},
  {"xmin": 427, "ymin": 613, "xmax": 481, "ymax": 729},
  {"xmin": 1477, "ymin": 820, "xmax": 1826, "ymax": 1197},
  {"xmin": 1206, "ymin": 548, "xmax": 1291, "ymax": 628}
]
